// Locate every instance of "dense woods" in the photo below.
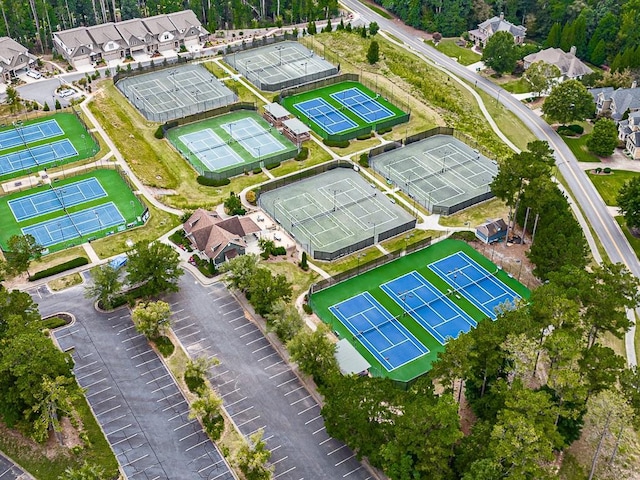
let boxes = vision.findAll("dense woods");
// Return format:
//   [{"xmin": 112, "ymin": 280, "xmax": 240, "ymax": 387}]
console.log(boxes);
[
  {"xmin": 373, "ymin": 0, "xmax": 640, "ymax": 69},
  {"xmin": 0, "ymin": 0, "xmax": 339, "ymax": 52}
]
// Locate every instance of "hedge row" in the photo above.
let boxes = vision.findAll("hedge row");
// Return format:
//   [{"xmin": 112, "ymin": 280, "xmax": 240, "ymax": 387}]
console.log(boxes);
[
  {"xmin": 197, "ymin": 176, "xmax": 230, "ymax": 186},
  {"xmin": 30, "ymin": 257, "xmax": 89, "ymax": 281},
  {"xmin": 323, "ymin": 139, "xmax": 350, "ymax": 148},
  {"xmin": 558, "ymin": 124, "xmax": 584, "ymax": 136},
  {"xmin": 266, "ymin": 162, "xmax": 281, "ymax": 170},
  {"xmin": 356, "ymin": 133, "xmax": 373, "ymax": 140}
]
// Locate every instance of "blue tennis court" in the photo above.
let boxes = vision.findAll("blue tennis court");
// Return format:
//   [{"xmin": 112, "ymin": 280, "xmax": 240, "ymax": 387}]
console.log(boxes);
[
  {"xmin": 22, "ymin": 202, "xmax": 125, "ymax": 247},
  {"xmin": 8, "ymin": 178, "xmax": 107, "ymax": 222},
  {"xmin": 0, "ymin": 139, "xmax": 78, "ymax": 175},
  {"xmin": 381, "ymin": 271, "xmax": 477, "ymax": 344},
  {"xmin": 330, "ymin": 292, "xmax": 428, "ymax": 371},
  {"xmin": 429, "ymin": 252, "xmax": 521, "ymax": 319},
  {"xmin": 0, "ymin": 120, "xmax": 64, "ymax": 150},
  {"xmin": 294, "ymin": 98, "xmax": 358, "ymax": 134},
  {"xmin": 330, "ymin": 87, "xmax": 395, "ymax": 124}
]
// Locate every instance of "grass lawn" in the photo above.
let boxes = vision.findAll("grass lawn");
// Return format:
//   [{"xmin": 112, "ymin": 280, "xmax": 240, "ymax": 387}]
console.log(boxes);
[
  {"xmin": 615, "ymin": 216, "xmax": 640, "ymax": 258},
  {"xmin": 268, "ymin": 140, "xmax": 333, "ymax": 177},
  {"xmin": 202, "ymin": 61, "xmax": 230, "ymax": 78},
  {"xmin": 48, "ymin": 272, "xmax": 83, "ymax": 291},
  {"xmin": 224, "ymin": 78, "xmax": 263, "ymax": 106},
  {"xmin": 31, "ymin": 245, "xmax": 88, "ymax": 269},
  {"xmin": 439, "ymin": 197, "xmax": 509, "ymax": 227},
  {"xmin": 90, "ymin": 199, "xmax": 180, "ymax": 259},
  {"xmin": 501, "ymin": 78, "xmax": 531, "ymax": 94},
  {"xmin": 0, "ymin": 168, "xmax": 145, "ymax": 253},
  {"xmin": 361, "ymin": 0, "xmax": 393, "ymax": 18},
  {"xmin": 380, "ymin": 229, "xmax": 442, "ymax": 252},
  {"xmin": 165, "ymin": 110, "xmax": 297, "ymax": 177},
  {"xmin": 89, "ymin": 82, "xmax": 269, "ymax": 210},
  {"xmin": 331, "ymin": 135, "xmax": 380, "ymax": 156},
  {"xmin": 279, "ymin": 80, "xmax": 408, "ymax": 140},
  {"xmin": 427, "ymin": 39, "xmax": 481, "ymax": 66},
  {"xmin": 314, "ymin": 245, "xmax": 385, "ymax": 276},
  {"xmin": 0, "ymin": 112, "xmax": 99, "ymax": 182},
  {"xmin": 587, "ymin": 170, "xmax": 640, "ymax": 205},
  {"xmin": 261, "ymin": 260, "xmax": 319, "ymax": 299},
  {"xmin": 562, "ymin": 128, "xmax": 601, "ymax": 163},
  {"xmin": 0, "ymin": 394, "xmax": 118, "ymax": 480},
  {"xmin": 310, "ymin": 239, "xmax": 530, "ymax": 383}
]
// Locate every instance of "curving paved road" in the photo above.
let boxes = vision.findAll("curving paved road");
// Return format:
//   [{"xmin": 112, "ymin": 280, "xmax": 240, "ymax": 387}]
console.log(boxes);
[{"xmin": 341, "ymin": 0, "xmax": 638, "ymax": 364}]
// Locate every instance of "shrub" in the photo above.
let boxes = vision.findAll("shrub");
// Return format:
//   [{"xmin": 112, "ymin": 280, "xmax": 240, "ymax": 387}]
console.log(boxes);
[
  {"xmin": 357, "ymin": 133, "xmax": 373, "ymax": 140},
  {"xmin": 603, "ymin": 167, "xmax": 612, "ymax": 174},
  {"xmin": 30, "ymin": 257, "xmax": 89, "ymax": 280},
  {"xmin": 295, "ymin": 147, "xmax": 309, "ymax": 160},
  {"xmin": 358, "ymin": 153, "xmax": 369, "ymax": 168},
  {"xmin": 377, "ymin": 127, "xmax": 392, "ymax": 134},
  {"xmin": 568, "ymin": 124, "xmax": 584, "ymax": 134},
  {"xmin": 252, "ymin": 167, "xmax": 262, "ymax": 174},
  {"xmin": 41, "ymin": 316, "xmax": 68, "ymax": 330},
  {"xmin": 266, "ymin": 161, "xmax": 281, "ymax": 170},
  {"xmin": 246, "ymin": 190, "xmax": 257, "ymax": 205},
  {"xmin": 299, "ymin": 251, "xmax": 309, "ymax": 270},
  {"xmin": 323, "ymin": 138, "xmax": 350, "ymax": 148},
  {"xmin": 154, "ymin": 126, "xmax": 164, "ymax": 139},
  {"xmin": 154, "ymin": 335, "xmax": 175, "ymax": 357},
  {"xmin": 197, "ymin": 176, "xmax": 230, "ymax": 186},
  {"xmin": 272, "ymin": 246, "xmax": 287, "ymax": 256},
  {"xmin": 184, "ymin": 372, "xmax": 205, "ymax": 393},
  {"xmin": 302, "ymin": 304, "xmax": 313, "ymax": 314}
]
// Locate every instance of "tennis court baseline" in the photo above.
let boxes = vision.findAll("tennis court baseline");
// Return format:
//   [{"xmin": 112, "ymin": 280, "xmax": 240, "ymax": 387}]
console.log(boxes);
[
  {"xmin": 179, "ymin": 129, "xmax": 244, "ymax": 171},
  {"xmin": 330, "ymin": 87, "xmax": 394, "ymax": 123},
  {"xmin": 22, "ymin": 202, "xmax": 125, "ymax": 247},
  {"xmin": 294, "ymin": 98, "xmax": 357, "ymax": 135},
  {"xmin": 0, "ymin": 139, "xmax": 78, "ymax": 175},
  {"xmin": 428, "ymin": 251, "xmax": 521, "ymax": 319},
  {"xmin": 381, "ymin": 271, "xmax": 477, "ymax": 344},
  {"xmin": 8, "ymin": 178, "xmax": 107, "ymax": 222},
  {"xmin": 330, "ymin": 292, "xmax": 428, "ymax": 371},
  {"xmin": 220, "ymin": 117, "xmax": 285, "ymax": 158},
  {"xmin": 0, "ymin": 120, "xmax": 64, "ymax": 150}
]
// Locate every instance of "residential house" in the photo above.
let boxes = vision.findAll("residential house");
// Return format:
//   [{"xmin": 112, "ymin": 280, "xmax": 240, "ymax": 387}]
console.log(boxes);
[
  {"xmin": 475, "ymin": 218, "xmax": 508, "ymax": 244},
  {"xmin": 523, "ymin": 46, "xmax": 592, "ymax": 81},
  {"xmin": 52, "ymin": 26, "xmax": 98, "ymax": 68},
  {"xmin": 468, "ymin": 13, "xmax": 526, "ymax": 48},
  {"xmin": 0, "ymin": 37, "xmax": 37, "ymax": 83},
  {"xmin": 591, "ymin": 82, "xmax": 640, "ymax": 121},
  {"xmin": 115, "ymin": 18, "xmax": 155, "ymax": 57},
  {"xmin": 167, "ymin": 10, "xmax": 208, "ymax": 48},
  {"xmin": 86, "ymin": 23, "xmax": 126, "ymax": 63},
  {"xmin": 619, "ymin": 112, "xmax": 640, "ymax": 159},
  {"xmin": 53, "ymin": 10, "xmax": 208, "ymax": 69},
  {"xmin": 183, "ymin": 209, "xmax": 261, "ymax": 265}
]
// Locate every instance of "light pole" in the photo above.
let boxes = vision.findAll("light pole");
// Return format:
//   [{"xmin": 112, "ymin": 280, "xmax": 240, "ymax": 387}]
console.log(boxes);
[
  {"xmin": 357, "ymin": 253, "xmax": 363, "ymax": 274},
  {"xmin": 369, "ymin": 221, "xmax": 376, "ymax": 243},
  {"xmin": 516, "ymin": 259, "xmax": 523, "ymax": 281},
  {"xmin": 275, "ymin": 45, "xmax": 283, "ymax": 65},
  {"xmin": 399, "ymin": 291, "xmax": 413, "ymax": 317}
]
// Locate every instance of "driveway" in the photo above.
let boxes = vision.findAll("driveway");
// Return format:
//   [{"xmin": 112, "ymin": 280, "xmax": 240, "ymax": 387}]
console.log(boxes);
[
  {"xmin": 31, "ymin": 284, "xmax": 235, "ymax": 480},
  {"xmin": 164, "ymin": 275, "xmax": 373, "ymax": 480}
]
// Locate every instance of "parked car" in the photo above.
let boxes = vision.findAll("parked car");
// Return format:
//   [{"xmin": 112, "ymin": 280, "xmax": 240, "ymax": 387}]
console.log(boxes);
[
  {"xmin": 58, "ymin": 88, "xmax": 76, "ymax": 98},
  {"xmin": 26, "ymin": 69, "xmax": 41, "ymax": 79}
]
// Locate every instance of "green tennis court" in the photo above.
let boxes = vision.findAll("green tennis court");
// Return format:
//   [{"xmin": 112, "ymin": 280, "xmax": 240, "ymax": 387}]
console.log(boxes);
[
  {"xmin": 279, "ymin": 81, "xmax": 408, "ymax": 141},
  {"xmin": 310, "ymin": 239, "xmax": 530, "ymax": 384},
  {"xmin": 165, "ymin": 110, "xmax": 298, "ymax": 179},
  {"xmin": 0, "ymin": 168, "xmax": 146, "ymax": 254},
  {"xmin": 0, "ymin": 113, "xmax": 99, "ymax": 182}
]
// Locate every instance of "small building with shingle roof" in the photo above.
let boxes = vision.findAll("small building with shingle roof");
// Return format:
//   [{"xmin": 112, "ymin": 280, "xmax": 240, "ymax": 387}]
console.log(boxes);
[
  {"xmin": 183, "ymin": 208, "xmax": 261, "ymax": 264},
  {"xmin": 115, "ymin": 18, "xmax": 156, "ymax": 57},
  {"xmin": 86, "ymin": 23, "xmax": 126, "ymax": 62},
  {"xmin": 469, "ymin": 13, "xmax": 526, "ymax": 48},
  {"xmin": 475, "ymin": 218, "xmax": 508, "ymax": 244},
  {"xmin": 523, "ymin": 47, "xmax": 592, "ymax": 81},
  {"xmin": 167, "ymin": 10, "xmax": 208, "ymax": 47}
]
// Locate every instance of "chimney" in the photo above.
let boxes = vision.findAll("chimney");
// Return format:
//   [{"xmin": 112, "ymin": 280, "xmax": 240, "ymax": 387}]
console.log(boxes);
[
  {"xmin": 569, "ymin": 45, "xmax": 576, "ymax": 56},
  {"xmin": 632, "ymin": 81, "xmax": 638, "ymax": 89},
  {"xmin": 500, "ymin": 12, "xmax": 504, "ymax": 20}
]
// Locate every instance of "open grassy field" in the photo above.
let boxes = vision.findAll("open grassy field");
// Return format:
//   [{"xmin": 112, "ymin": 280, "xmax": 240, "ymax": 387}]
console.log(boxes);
[
  {"xmin": 0, "ymin": 112, "xmax": 99, "ymax": 182},
  {"xmin": 262, "ymin": 260, "xmax": 320, "ymax": 299},
  {"xmin": 89, "ymin": 81, "xmax": 270, "ymax": 210},
  {"xmin": 268, "ymin": 140, "xmax": 333, "ymax": 177},
  {"xmin": 303, "ymin": 32, "xmax": 514, "ymax": 160},
  {"xmin": 587, "ymin": 170, "xmax": 640, "ymax": 206},
  {"xmin": 439, "ymin": 197, "xmax": 509, "ymax": 227},
  {"xmin": 500, "ymin": 77, "xmax": 531, "ymax": 94},
  {"xmin": 360, "ymin": 0, "xmax": 393, "ymax": 18},
  {"xmin": 426, "ymin": 39, "xmax": 481, "ymax": 66},
  {"xmin": 310, "ymin": 239, "xmax": 530, "ymax": 382}
]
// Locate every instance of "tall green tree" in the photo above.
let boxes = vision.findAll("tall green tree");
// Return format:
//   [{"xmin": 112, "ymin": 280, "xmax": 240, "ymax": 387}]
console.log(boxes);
[
  {"xmin": 366, "ymin": 40, "xmax": 379, "ymax": 64},
  {"xmin": 219, "ymin": 254, "xmax": 260, "ymax": 292},
  {"xmin": 131, "ymin": 301, "xmax": 172, "ymax": 339},
  {"xmin": 545, "ymin": 23, "xmax": 562, "ymax": 48},
  {"xmin": 265, "ymin": 299, "xmax": 304, "ymax": 341},
  {"xmin": 31, "ymin": 375, "xmax": 82, "ymax": 444},
  {"xmin": 523, "ymin": 61, "xmax": 561, "ymax": 97},
  {"xmin": 4, "ymin": 234, "xmax": 43, "ymax": 278},
  {"xmin": 234, "ymin": 429, "xmax": 273, "ymax": 480},
  {"xmin": 126, "ymin": 240, "xmax": 182, "ymax": 297},
  {"xmin": 542, "ymin": 79, "xmax": 595, "ymax": 124},
  {"xmin": 189, "ymin": 390, "xmax": 224, "ymax": 441},
  {"xmin": 617, "ymin": 176, "xmax": 640, "ymax": 229},
  {"xmin": 288, "ymin": 325, "xmax": 338, "ymax": 384},
  {"xmin": 481, "ymin": 31, "xmax": 518, "ymax": 75},
  {"xmin": 84, "ymin": 264, "xmax": 122, "ymax": 309},
  {"xmin": 587, "ymin": 118, "xmax": 618, "ymax": 157},
  {"xmin": 5, "ymin": 86, "xmax": 22, "ymax": 114},
  {"xmin": 246, "ymin": 268, "xmax": 292, "ymax": 315}
]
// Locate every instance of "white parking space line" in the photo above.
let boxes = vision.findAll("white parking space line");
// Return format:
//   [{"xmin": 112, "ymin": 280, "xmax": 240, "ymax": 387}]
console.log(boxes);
[
  {"xmin": 173, "ymin": 323, "xmax": 196, "ymax": 333},
  {"xmin": 240, "ymin": 330, "xmax": 259, "ymax": 338},
  {"xmin": 162, "ymin": 401, "xmax": 186, "ymax": 412},
  {"xmin": 173, "ymin": 420, "xmax": 197, "ymax": 430},
  {"xmin": 221, "ymin": 389, "xmax": 239, "ymax": 398},
  {"xmin": 234, "ymin": 323, "xmax": 252, "ymax": 330},
  {"xmin": 269, "ymin": 370, "xmax": 289, "ymax": 379},
  {"xmin": 336, "ymin": 454, "xmax": 355, "ymax": 466},
  {"xmin": 75, "ymin": 360, "xmax": 98, "ymax": 371},
  {"xmin": 284, "ymin": 386, "xmax": 304, "ymax": 396},
  {"xmin": 223, "ymin": 309, "xmax": 243, "ymax": 316},
  {"xmin": 237, "ymin": 415, "xmax": 261, "ymax": 427},
  {"xmin": 258, "ymin": 352, "xmax": 277, "ymax": 361},
  {"xmin": 275, "ymin": 466, "xmax": 296, "ymax": 478},
  {"xmin": 87, "ymin": 386, "xmax": 111, "ymax": 398},
  {"xmin": 305, "ymin": 415, "xmax": 322, "ymax": 425},
  {"xmin": 179, "ymin": 330, "xmax": 202, "ymax": 339},
  {"xmin": 328, "ymin": 445, "xmax": 347, "ymax": 455},
  {"xmin": 101, "ymin": 414, "xmax": 127, "ymax": 426},
  {"xmin": 92, "ymin": 395, "xmax": 117, "ymax": 407},
  {"xmin": 228, "ymin": 316, "xmax": 245, "ymax": 323},
  {"xmin": 217, "ymin": 300, "xmax": 236, "ymax": 307},
  {"xmin": 111, "ymin": 433, "xmax": 138, "ymax": 446},
  {"xmin": 319, "ymin": 438, "xmax": 332, "ymax": 445},
  {"xmin": 212, "ymin": 369, "xmax": 229, "ymax": 379},
  {"xmin": 117, "ymin": 325, "xmax": 136, "ymax": 333},
  {"xmin": 313, "ymin": 426, "xmax": 326, "ymax": 435},
  {"xmin": 56, "ymin": 329, "xmax": 79, "ymax": 339},
  {"xmin": 186, "ymin": 439, "xmax": 209, "ymax": 452},
  {"xmin": 264, "ymin": 361, "xmax": 284, "ymax": 370},
  {"xmin": 277, "ymin": 378, "xmax": 297, "ymax": 387},
  {"xmin": 226, "ymin": 396, "xmax": 247, "ymax": 407},
  {"xmin": 157, "ymin": 391, "xmax": 181, "ymax": 401},
  {"xmin": 96, "ymin": 404, "xmax": 121, "ymax": 416},
  {"xmin": 151, "ymin": 382, "xmax": 175, "ymax": 393},
  {"xmin": 290, "ymin": 395, "xmax": 311, "ymax": 406},
  {"xmin": 84, "ymin": 378, "xmax": 107, "ymax": 389},
  {"xmin": 122, "ymin": 454, "xmax": 149, "ymax": 467},
  {"xmin": 343, "ymin": 466, "xmax": 365, "ymax": 477},
  {"xmin": 298, "ymin": 405, "xmax": 318, "ymax": 415},
  {"xmin": 230, "ymin": 406, "xmax": 254, "ymax": 417},
  {"xmin": 248, "ymin": 338, "xmax": 268, "ymax": 346},
  {"xmin": 121, "ymin": 334, "xmax": 145, "ymax": 343},
  {"xmin": 147, "ymin": 373, "xmax": 170, "ymax": 384},
  {"xmin": 173, "ymin": 316, "xmax": 191, "ymax": 324},
  {"xmin": 107, "ymin": 423, "xmax": 132, "ymax": 436},
  {"xmin": 179, "ymin": 431, "xmax": 199, "ymax": 442},
  {"xmin": 172, "ymin": 308, "xmax": 185, "ymax": 314},
  {"xmin": 136, "ymin": 358, "xmax": 158, "ymax": 368},
  {"xmin": 140, "ymin": 365, "xmax": 165, "ymax": 376},
  {"xmin": 131, "ymin": 350, "xmax": 154, "ymax": 359},
  {"xmin": 77, "ymin": 369, "xmax": 103, "ymax": 380},
  {"xmin": 271, "ymin": 455, "xmax": 288, "ymax": 465}
]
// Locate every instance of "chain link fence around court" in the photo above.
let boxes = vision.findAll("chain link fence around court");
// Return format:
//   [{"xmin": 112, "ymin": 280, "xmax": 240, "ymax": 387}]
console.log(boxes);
[{"xmin": 224, "ymin": 39, "xmax": 339, "ymax": 91}]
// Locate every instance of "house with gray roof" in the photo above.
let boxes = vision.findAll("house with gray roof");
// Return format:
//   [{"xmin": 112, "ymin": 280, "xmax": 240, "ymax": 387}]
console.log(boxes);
[
  {"xmin": 86, "ymin": 23, "xmax": 126, "ymax": 63},
  {"xmin": 142, "ymin": 14, "xmax": 182, "ymax": 53},
  {"xmin": 167, "ymin": 10, "xmax": 208, "ymax": 48},
  {"xmin": 523, "ymin": 46, "xmax": 592, "ymax": 81},
  {"xmin": 0, "ymin": 36, "xmax": 36, "ymax": 83},
  {"xmin": 53, "ymin": 26, "xmax": 98, "ymax": 68},
  {"xmin": 627, "ymin": 132, "xmax": 640, "ymax": 160},
  {"xmin": 619, "ymin": 112, "xmax": 640, "ymax": 159},
  {"xmin": 468, "ymin": 13, "xmax": 526, "ymax": 48},
  {"xmin": 115, "ymin": 18, "xmax": 155, "ymax": 57},
  {"xmin": 592, "ymin": 83, "xmax": 640, "ymax": 120}
]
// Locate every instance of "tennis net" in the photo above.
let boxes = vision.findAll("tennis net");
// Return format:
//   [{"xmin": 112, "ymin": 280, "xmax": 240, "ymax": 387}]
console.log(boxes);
[
  {"xmin": 228, "ymin": 129, "xmax": 272, "ymax": 144},
  {"xmin": 50, "ymin": 185, "xmax": 83, "ymax": 237},
  {"xmin": 357, "ymin": 318, "xmax": 394, "ymax": 336},
  {"xmin": 292, "ymin": 194, "xmax": 377, "ymax": 227}
]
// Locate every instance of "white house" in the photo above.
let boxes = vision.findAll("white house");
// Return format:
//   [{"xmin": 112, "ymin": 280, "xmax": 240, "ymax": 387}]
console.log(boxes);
[{"xmin": 619, "ymin": 112, "xmax": 640, "ymax": 160}]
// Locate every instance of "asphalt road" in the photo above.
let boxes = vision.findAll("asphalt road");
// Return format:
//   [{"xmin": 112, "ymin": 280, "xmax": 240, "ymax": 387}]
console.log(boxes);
[
  {"xmin": 30, "ymin": 284, "xmax": 235, "ymax": 480},
  {"xmin": 0, "ymin": 452, "xmax": 30, "ymax": 479},
  {"xmin": 342, "ymin": 0, "xmax": 640, "ymax": 360},
  {"xmin": 164, "ymin": 275, "xmax": 373, "ymax": 480}
]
